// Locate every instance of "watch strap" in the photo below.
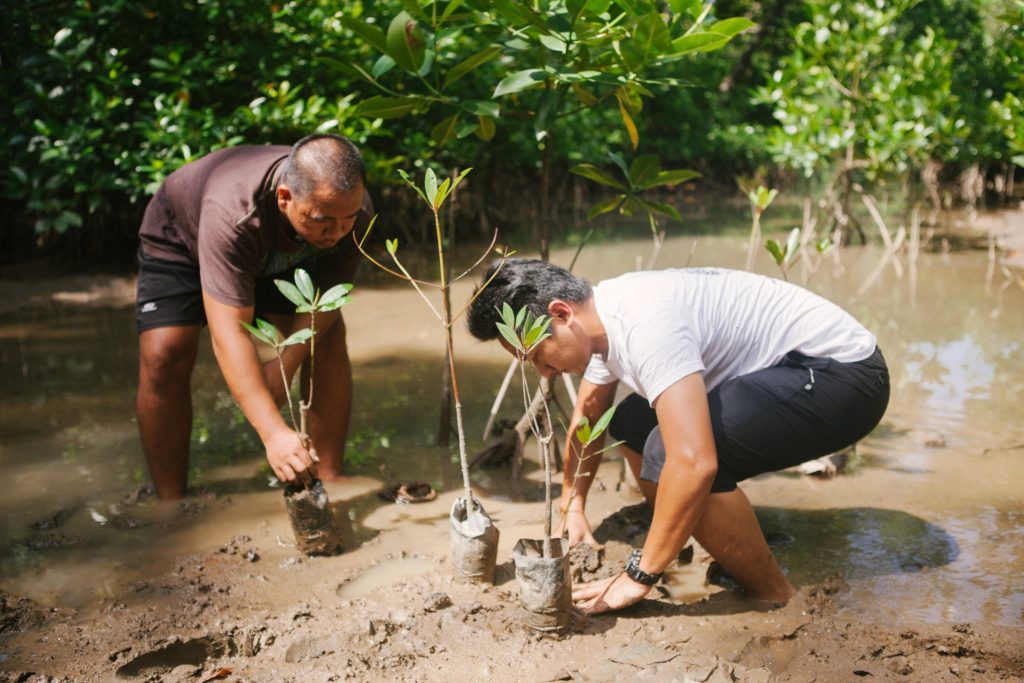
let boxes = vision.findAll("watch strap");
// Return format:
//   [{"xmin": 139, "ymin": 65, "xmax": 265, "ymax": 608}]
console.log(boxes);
[{"xmin": 625, "ymin": 549, "xmax": 662, "ymax": 586}]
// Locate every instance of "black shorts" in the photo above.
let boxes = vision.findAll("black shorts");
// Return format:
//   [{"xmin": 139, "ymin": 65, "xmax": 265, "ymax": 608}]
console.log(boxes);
[
  {"xmin": 607, "ymin": 347, "xmax": 890, "ymax": 493},
  {"xmin": 135, "ymin": 248, "xmax": 317, "ymax": 332}
]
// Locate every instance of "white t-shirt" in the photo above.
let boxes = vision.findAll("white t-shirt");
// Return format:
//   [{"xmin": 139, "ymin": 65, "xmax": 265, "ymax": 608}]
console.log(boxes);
[{"xmin": 582, "ymin": 268, "xmax": 877, "ymax": 404}]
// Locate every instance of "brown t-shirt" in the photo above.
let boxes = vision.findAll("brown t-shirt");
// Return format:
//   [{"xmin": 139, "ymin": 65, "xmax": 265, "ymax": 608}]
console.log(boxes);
[{"xmin": 138, "ymin": 145, "xmax": 372, "ymax": 307}]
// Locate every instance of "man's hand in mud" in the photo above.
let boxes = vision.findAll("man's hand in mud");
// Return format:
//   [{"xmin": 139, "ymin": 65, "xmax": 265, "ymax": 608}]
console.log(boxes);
[
  {"xmin": 265, "ymin": 428, "xmax": 317, "ymax": 485},
  {"xmin": 573, "ymin": 572, "xmax": 652, "ymax": 615},
  {"xmin": 556, "ymin": 509, "xmax": 605, "ymax": 550}
]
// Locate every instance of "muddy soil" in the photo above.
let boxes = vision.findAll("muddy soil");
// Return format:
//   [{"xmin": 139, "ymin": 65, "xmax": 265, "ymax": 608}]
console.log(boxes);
[{"xmin": 1, "ymin": 468, "xmax": 1021, "ymax": 683}]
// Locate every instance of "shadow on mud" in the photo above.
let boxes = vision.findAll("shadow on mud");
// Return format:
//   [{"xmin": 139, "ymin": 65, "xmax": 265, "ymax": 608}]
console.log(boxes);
[{"xmin": 593, "ymin": 502, "xmax": 959, "ymax": 587}]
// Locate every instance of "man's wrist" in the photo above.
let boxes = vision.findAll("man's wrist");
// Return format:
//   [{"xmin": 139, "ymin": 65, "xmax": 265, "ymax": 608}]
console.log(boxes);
[{"xmin": 624, "ymin": 549, "xmax": 663, "ymax": 586}]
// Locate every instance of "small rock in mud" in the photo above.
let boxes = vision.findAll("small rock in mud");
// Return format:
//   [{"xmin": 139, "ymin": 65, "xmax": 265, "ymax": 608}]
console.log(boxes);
[
  {"xmin": 26, "ymin": 531, "xmax": 78, "ymax": 551},
  {"xmin": 218, "ymin": 535, "xmax": 252, "ymax": 555},
  {"xmin": 0, "ymin": 591, "xmax": 44, "ymax": 635},
  {"xmin": 423, "ymin": 592, "xmax": 452, "ymax": 613},
  {"xmin": 243, "ymin": 549, "xmax": 260, "ymax": 562},
  {"xmin": 108, "ymin": 513, "xmax": 144, "ymax": 530},
  {"xmin": 29, "ymin": 507, "xmax": 75, "ymax": 531}
]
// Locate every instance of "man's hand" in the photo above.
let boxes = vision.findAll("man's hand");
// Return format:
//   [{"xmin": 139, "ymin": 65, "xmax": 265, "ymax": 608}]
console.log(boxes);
[
  {"xmin": 265, "ymin": 428, "xmax": 318, "ymax": 485},
  {"xmin": 555, "ymin": 509, "xmax": 604, "ymax": 550},
  {"xmin": 572, "ymin": 572, "xmax": 652, "ymax": 615}
]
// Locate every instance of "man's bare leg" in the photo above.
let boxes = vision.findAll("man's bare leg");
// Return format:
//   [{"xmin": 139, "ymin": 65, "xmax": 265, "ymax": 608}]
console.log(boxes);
[
  {"xmin": 137, "ymin": 325, "xmax": 201, "ymax": 500},
  {"xmin": 692, "ymin": 486, "xmax": 796, "ymax": 603},
  {"xmin": 303, "ymin": 314, "xmax": 352, "ymax": 480},
  {"xmin": 620, "ymin": 446, "xmax": 659, "ymax": 506}
]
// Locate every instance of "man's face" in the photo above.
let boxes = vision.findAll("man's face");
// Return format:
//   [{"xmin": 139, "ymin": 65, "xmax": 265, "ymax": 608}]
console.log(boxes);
[
  {"xmin": 277, "ymin": 182, "xmax": 364, "ymax": 249},
  {"xmin": 501, "ymin": 309, "xmax": 591, "ymax": 379}
]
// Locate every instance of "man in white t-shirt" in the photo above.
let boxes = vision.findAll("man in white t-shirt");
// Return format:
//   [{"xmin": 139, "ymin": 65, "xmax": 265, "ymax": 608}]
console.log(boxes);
[{"xmin": 468, "ymin": 258, "xmax": 889, "ymax": 615}]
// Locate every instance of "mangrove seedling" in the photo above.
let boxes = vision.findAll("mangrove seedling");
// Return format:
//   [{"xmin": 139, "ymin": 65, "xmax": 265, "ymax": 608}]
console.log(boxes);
[
  {"xmin": 241, "ymin": 268, "xmax": 352, "ymax": 555},
  {"xmin": 742, "ymin": 183, "xmax": 779, "ymax": 272},
  {"xmin": 355, "ymin": 166, "xmax": 510, "ymax": 582},
  {"xmin": 497, "ymin": 303, "xmax": 578, "ymax": 634}
]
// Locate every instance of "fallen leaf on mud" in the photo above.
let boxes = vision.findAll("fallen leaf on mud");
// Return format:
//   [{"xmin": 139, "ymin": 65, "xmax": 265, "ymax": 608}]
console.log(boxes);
[
  {"xmin": 201, "ymin": 668, "xmax": 232, "ymax": 682},
  {"xmin": 608, "ymin": 641, "xmax": 679, "ymax": 667}
]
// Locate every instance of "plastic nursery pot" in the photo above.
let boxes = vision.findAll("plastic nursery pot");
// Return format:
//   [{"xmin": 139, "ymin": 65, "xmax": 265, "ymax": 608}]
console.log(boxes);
[
  {"xmin": 512, "ymin": 537, "xmax": 572, "ymax": 634},
  {"xmin": 449, "ymin": 497, "xmax": 500, "ymax": 583},
  {"xmin": 284, "ymin": 478, "xmax": 343, "ymax": 556}
]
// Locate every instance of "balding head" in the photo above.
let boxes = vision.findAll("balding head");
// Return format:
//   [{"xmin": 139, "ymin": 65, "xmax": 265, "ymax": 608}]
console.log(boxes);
[{"xmin": 281, "ymin": 134, "xmax": 365, "ymax": 199}]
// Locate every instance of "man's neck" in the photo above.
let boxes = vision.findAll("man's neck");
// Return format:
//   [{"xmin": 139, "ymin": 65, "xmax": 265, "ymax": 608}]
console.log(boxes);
[{"xmin": 578, "ymin": 297, "xmax": 609, "ymax": 357}]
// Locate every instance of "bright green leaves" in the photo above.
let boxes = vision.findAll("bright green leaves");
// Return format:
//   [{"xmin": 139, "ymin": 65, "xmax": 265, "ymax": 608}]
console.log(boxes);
[
  {"xmin": 765, "ymin": 227, "xmax": 801, "ymax": 268},
  {"xmin": 399, "ymin": 167, "xmax": 473, "ymax": 211},
  {"xmin": 353, "ymin": 96, "xmax": 425, "ymax": 120},
  {"xmin": 571, "ymin": 152, "xmax": 699, "ymax": 228},
  {"xmin": 272, "ymin": 267, "xmax": 354, "ymax": 317},
  {"xmin": 496, "ymin": 302, "xmax": 552, "ymax": 356},
  {"xmin": 493, "ymin": 69, "xmax": 549, "ymax": 98},
  {"xmin": 747, "ymin": 186, "xmax": 778, "ymax": 214},
  {"xmin": 574, "ymin": 405, "xmax": 616, "ymax": 447},
  {"xmin": 445, "ymin": 45, "xmax": 503, "ymax": 89}
]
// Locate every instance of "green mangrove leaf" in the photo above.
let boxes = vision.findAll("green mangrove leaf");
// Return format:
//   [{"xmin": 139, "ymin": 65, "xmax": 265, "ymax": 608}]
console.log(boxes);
[
  {"xmin": 501, "ymin": 302, "xmax": 516, "ymax": 327},
  {"xmin": 424, "ymin": 168, "xmax": 439, "ymax": 207},
  {"xmin": 707, "ymin": 17, "xmax": 756, "ymax": 39},
  {"xmin": 642, "ymin": 169, "xmax": 701, "ymax": 189},
  {"xmin": 241, "ymin": 320, "xmax": 274, "ymax": 347},
  {"xmin": 570, "ymin": 164, "xmax": 627, "ymax": 190},
  {"xmin": 445, "ymin": 45, "xmax": 502, "ymax": 89},
  {"xmin": 294, "ymin": 269, "xmax": 315, "ymax": 303},
  {"xmin": 629, "ymin": 154, "xmax": 661, "ymax": 187},
  {"xmin": 475, "ymin": 115, "xmax": 496, "ymax": 141},
  {"xmin": 587, "ymin": 195, "xmax": 625, "ymax": 220},
  {"xmin": 765, "ymin": 239, "xmax": 785, "ymax": 265},
  {"xmin": 320, "ymin": 283, "xmax": 353, "ymax": 307},
  {"xmin": 386, "ymin": 11, "xmax": 427, "ymax": 72},
  {"xmin": 354, "ymin": 95, "xmax": 423, "ymax": 119},
  {"xmin": 430, "ymin": 114, "xmax": 459, "ymax": 147},
  {"xmin": 496, "ymin": 321, "xmax": 524, "ymax": 353},
  {"xmin": 284, "ymin": 329, "xmax": 314, "ymax": 346},
  {"xmin": 386, "ymin": 238, "xmax": 398, "ymax": 254},
  {"xmin": 590, "ymin": 405, "xmax": 617, "ymax": 441},
  {"xmin": 274, "ymin": 280, "xmax": 306, "ymax": 307},
  {"xmin": 341, "ymin": 17, "xmax": 388, "ymax": 54},
  {"xmin": 785, "ymin": 227, "xmax": 801, "ymax": 264},
  {"xmin": 493, "ymin": 69, "xmax": 548, "ymax": 97}
]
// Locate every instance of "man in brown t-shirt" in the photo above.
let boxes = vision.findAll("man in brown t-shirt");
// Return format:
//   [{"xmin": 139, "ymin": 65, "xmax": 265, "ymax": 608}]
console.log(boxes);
[{"xmin": 135, "ymin": 134, "xmax": 371, "ymax": 500}]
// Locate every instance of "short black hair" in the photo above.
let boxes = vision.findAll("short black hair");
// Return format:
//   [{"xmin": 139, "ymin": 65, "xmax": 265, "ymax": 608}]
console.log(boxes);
[
  {"xmin": 282, "ymin": 133, "xmax": 365, "ymax": 198},
  {"xmin": 467, "ymin": 258, "xmax": 593, "ymax": 341}
]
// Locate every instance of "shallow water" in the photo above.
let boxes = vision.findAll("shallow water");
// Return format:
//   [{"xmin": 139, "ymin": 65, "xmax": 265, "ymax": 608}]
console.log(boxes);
[{"xmin": 0, "ymin": 226, "xmax": 1021, "ymax": 627}]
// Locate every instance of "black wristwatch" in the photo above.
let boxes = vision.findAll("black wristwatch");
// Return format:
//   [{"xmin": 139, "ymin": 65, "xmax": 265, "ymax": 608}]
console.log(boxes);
[{"xmin": 625, "ymin": 549, "xmax": 663, "ymax": 586}]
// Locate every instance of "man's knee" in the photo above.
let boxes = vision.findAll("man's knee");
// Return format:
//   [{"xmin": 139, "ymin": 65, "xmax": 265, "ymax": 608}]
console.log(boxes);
[{"xmin": 139, "ymin": 328, "xmax": 199, "ymax": 387}]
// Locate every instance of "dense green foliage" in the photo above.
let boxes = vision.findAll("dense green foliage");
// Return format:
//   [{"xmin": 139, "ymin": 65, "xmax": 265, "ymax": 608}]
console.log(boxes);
[{"xmin": 0, "ymin": 0, "xmax": 1019, "ymax": 264}]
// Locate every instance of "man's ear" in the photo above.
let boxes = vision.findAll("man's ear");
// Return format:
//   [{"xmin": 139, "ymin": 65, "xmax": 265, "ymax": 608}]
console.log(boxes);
[
  {"xmin": 276, "ymin": 185, "xmax": 292, "ymax": 211},
  {"xmin": 547, "ymin": 299, "xmax": 572, "ymax": 322}
]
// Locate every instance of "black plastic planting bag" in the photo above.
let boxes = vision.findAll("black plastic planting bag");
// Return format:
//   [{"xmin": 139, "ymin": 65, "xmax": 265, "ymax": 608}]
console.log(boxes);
[
  {"xmin": 284, "ymin": 479, "xmax": 343, "ymax": 556},
  {"xmin": 512, "ymin": 537, "xmax": 572, "ymax": 633},
  {"xmin": 449, "ymin": 497, "xmax": 499, "ymax": 583}
]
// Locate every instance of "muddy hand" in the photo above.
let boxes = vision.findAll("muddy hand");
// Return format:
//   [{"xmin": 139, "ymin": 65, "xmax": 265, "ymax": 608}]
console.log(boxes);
[
  {"xmin": 266, "ymin": 428, "xmax": 317, "ymax": 485},
  {"xmin": 556, "ymin": 509, "xmax": 604, "ymax": 550},
  {"xmin": 572, "ymin": 572, "xmax": 651, "ymax": 615}
]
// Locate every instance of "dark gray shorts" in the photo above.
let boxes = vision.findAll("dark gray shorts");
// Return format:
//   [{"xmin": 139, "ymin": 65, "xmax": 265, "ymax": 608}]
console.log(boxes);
[
  {"xmin": 135, "ymin": 248, "xmax": 316, "ymax": 332},
  {"xmin": 607, "ymin": 348, "xmax": 890, "ymax": 493}
]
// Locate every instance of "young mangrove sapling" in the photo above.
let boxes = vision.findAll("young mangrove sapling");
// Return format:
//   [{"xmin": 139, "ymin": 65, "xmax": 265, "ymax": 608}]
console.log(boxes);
[
  {"xmin": 355, "ymin": 167, "xmax": 510, "ymax": 582},
  {"xmin": 241, "ymin": 268, "xmax": 351, "ymax": 555}
]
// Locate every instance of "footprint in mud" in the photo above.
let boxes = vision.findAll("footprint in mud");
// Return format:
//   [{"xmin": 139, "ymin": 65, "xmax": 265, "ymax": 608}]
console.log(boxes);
[{"xmin": 115, "ymin": 636, "xmax": 227, "ymax": 679}]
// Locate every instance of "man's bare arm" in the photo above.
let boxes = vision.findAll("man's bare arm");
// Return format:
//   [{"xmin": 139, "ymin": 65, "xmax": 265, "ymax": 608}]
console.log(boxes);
[{"xmin": 203, "ymin": 292, "xmax": 315, "ymax": 484}]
